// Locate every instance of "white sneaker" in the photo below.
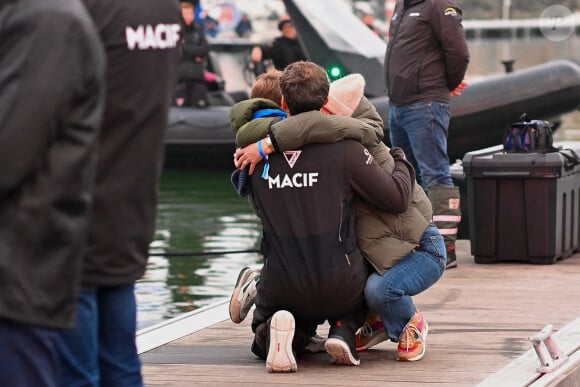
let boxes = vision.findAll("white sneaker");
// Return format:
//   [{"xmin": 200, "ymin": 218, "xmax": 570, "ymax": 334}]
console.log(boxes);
[
  {"xmin": 229, "ymin": 267, "xmax": 259, "ymax": 324},
  {"xmin": 266, "ymin": 310, "xmax": 297, "ymax": 373},
  {"xmin": 304, "ymin": 333, "xmax": 326, "ymax": 353}
]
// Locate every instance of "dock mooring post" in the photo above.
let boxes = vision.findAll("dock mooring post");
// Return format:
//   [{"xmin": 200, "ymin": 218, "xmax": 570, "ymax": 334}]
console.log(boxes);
[{"xmin": 502, "ymin": 59, "xmax": 515, "ymax": 73}]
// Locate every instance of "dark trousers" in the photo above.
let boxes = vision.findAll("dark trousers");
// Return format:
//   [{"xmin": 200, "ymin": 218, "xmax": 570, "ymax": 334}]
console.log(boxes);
[
  {"xmin": 57, "ymin": 284, "xmax": 142, "ymax": 387},
  {"xmin": 174, "ymin": 80, "xmax": 208, "ymax": 108},
  {"xmin": 0, "ymin": 319, "xmax": 60, "ymax": 387}
]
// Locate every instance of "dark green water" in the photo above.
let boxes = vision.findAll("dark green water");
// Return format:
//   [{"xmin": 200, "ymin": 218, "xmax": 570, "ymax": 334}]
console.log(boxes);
[{"xmin": 136, "ymin": 168, "xmax": 262, "ymax": 329}]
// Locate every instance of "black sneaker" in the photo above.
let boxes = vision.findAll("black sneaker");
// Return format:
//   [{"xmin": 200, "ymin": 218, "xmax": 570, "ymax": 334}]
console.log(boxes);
[
  {"xmin": 266, "ymin": 310, "xmax": 297, "ymax": 373},
  {"xmin": 325, "ymin": 321, "xmax": 360, "ymax": 366}
]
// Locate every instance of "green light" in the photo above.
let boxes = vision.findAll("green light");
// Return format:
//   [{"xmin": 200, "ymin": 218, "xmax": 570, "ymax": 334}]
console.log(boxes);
[{"xmin": 328, "ymin": 65, "xmax": 342, "ymax": 80}]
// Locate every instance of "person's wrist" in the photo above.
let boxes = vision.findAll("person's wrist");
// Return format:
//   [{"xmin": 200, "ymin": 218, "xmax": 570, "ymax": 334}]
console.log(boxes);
[
  {"xmin": 258, "ymin": 139, "xmax": 268, "ymax": 160},
  {"xmin": 263, "ymin": 136, "xmax": 274, "ymax": 155}
]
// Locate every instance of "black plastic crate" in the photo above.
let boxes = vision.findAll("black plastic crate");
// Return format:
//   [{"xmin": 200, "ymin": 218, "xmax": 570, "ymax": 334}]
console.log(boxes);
[{"xmin": 463, "ymin": 141, "xmax": 580, "ymax": 264}]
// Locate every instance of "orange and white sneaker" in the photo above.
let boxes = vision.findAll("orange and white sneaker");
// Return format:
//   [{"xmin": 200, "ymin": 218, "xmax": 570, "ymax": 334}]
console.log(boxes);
[
  {"xmin": 397, "ymin": 309, "xmax": 429, "ymax": 362},
  {"xmin": 355, "ymin": 313, "xmax": 388, "ymax": 352}
]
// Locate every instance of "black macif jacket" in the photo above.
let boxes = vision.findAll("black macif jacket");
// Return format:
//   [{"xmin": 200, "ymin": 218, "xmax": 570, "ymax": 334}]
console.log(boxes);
[
  {"xmin": 385, "ymin": 0, "xmax": 470, "ymax": 105},
  {"xmin": 81, "ymin": 0, "xmax": 181, "ymax": 286},
  {"xmin": 249, "ymin": 136, "xmax": 415, "ymax": 323}
]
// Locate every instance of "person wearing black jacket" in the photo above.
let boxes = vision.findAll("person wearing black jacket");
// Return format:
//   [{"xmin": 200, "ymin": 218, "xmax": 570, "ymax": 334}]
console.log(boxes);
[
  {"xmin": 235, "ymin": 61, "xmax": 416, "ymax": 373},
  {"xmin": 385, "ymin": 0, "xmax": 469, "ymax": 269},
  {"xmin": 56, "ymin": 1, "xmax": 181, "ymax": 386},
  {"xmin": 175, "ymin": 0, "xmax": 210, "ymax": 107},
  {"xmin": 0, "ymin": 1, "xmax": 105, "ymax": 385},
  {"xmin": 251, "ymin": 18, "xmax": 307, "ymax": 71}
]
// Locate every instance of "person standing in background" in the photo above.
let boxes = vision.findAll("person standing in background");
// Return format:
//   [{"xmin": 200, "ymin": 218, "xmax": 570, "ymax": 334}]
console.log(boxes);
[
  {"xmin": 385, "ymin": 0, "xmax": 469, "ymax": 269},
  {"xmin": 250, "ymin": 17, "xmax": 307, "ymax": 71},
  {"xmin": 235, "ymin": 12, "xmax": 254, "ymax": 38},
  {"xmin": 176, "ymin": 0, "xmax": 210, "ymax": 108},
  {"xmin": 200, "ymin": 10, "xmax": 220, "ymax": 38},
  {"xmin": 0, "ymin": 1, "xmax": 105, "ymax": 385},
  {"xmin": 56, "ymin": 1, "xmax": 181, "ymax": 386}
]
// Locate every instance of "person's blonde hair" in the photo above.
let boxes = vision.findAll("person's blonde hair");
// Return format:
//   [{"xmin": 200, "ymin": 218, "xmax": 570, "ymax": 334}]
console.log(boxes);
[{"xmin": 250, "ymin": 70, "xmax": 283, "ymax": 105}]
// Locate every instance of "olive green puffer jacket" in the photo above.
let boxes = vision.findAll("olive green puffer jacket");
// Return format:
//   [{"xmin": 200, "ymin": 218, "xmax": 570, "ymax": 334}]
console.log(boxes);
[{"xmin": 229, "ymin": 98, "xmax": 281, "ymax": 146}]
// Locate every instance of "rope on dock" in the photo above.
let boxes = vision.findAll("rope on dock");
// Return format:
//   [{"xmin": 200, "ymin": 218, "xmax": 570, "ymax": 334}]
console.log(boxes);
[{"xmin": 148, "ymin": 249, "xmax": 260, "ymax": 257}]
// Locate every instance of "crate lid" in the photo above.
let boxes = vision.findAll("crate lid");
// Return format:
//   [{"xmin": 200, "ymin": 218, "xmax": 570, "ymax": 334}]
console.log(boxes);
[{"xmin": 463, "ymin": 141, "xmax": 580, "ymax": 178}]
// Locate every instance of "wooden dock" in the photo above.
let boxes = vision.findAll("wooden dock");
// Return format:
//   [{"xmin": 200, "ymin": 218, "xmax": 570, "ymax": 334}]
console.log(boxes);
[{"xmin": 140, "ymin": 239, "xmax": 580, "ymax": 386}]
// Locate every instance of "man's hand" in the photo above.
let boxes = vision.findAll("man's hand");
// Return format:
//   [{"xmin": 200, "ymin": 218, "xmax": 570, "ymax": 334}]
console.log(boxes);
[
  {"xmin": 234, "ymin": 142, "xmax": 263, "ymax": 175},
  {"xmin": 250, "ymin": 46, "xmax": 262, "ymax": 62},
  {"xmin": 450, "ymin": 79, "xmax": 468, "ymax": 96}
]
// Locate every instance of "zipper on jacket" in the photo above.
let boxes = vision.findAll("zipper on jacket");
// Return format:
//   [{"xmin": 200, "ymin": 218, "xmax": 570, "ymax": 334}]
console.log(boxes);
[
  {"xmin": 338, "ymin": 202, "xmax": 344, "ymax": 244},
  {"xmin": 339, "ymin": 203, "xmax": 352, "ymax": 266},
  {"xmin": 415, "ymin": 60, "xmax": 422, "ymax": 94}
]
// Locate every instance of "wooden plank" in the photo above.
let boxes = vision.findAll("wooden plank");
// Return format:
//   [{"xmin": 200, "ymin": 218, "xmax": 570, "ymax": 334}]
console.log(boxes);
[{"xmin": 141, "ymin": 240, "xmax": 580, "ymax": 386}]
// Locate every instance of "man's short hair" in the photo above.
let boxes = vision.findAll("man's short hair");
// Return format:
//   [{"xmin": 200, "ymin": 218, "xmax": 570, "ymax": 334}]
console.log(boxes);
[
  {"xmin": 280, "ymin": 61, "xmax": 329, "ymax": 115},
  {"xmin": 250, "ymin": 70, "xmax": 283, "ymax": 105},
  {"xmin": 277, "ymin": 19, "xmax": 292, "ymax": 31}
]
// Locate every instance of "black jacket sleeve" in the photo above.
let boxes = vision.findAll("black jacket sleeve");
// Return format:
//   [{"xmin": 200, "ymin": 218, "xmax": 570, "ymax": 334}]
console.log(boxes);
[
  {"xmin": 346, "ymin": 142, "xmax": 415, "ymax": 213},
  {"xmin": 430, "ymin": 0, "xmax": 470, "ymax": 91},
  {"xmin": 181, "ymin": 27, "xmax": 209, "ymax": 60}
]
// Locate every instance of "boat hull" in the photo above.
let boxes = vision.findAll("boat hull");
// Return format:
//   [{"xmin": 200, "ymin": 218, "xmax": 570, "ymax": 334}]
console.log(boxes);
[{"xmin": 164, "ymin": 60, "xmax": 580, "ymax": 168}]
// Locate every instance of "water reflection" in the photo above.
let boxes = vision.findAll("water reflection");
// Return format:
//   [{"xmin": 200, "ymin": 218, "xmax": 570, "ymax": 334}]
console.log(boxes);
[
  {"xmin": 136, "ymin": 169, "xmax": 262, "ymax": 329},
  {"xmin": 466, "ymin": 34, "xmax": 578, "ymax": 79}
]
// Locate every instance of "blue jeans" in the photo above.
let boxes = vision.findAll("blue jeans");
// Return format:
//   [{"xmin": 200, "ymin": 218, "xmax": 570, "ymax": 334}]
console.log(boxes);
[
  {"xmin": 389, "ymin": 101, "xmax": 453, "ymax": 187},
  {"xmin": 0, "ymin": 319, "xmax": 60, "ymax": 387},
  {"xmin": 364, "ymin": 223, "xmax": 446, "ymax": 342},
  {"xmin": 57, "ymin": 284, "xmax": 143, "ymax": 387}
]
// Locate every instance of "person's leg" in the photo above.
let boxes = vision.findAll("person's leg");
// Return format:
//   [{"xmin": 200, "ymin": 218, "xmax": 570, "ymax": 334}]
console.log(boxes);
[
  {"xmin": 399, "ymin": 101, "xmax": 461, "ymax": 268},
  {"xmin": 98, "ymin": 284, "xmax": 143, "ymax": 387},
  {"xmin": 190, "ymin": 80, "xmax": 208, "ymax": 108},
  {"xmin": 401, "ymin": 101, "xmax": 453, "ymax": 188},
  {"xmin": 294, "ymin": 319, "xmax": 318, "ymax": 354},
  {"xmin": 57, "ymin": 288, "xmax": 100, "ymax": 387},
  {"xmin": 251, "ymin": 303, "xmax": 274, "ymax": 360},
  {"xmin": 428, "ymin": 185, "xmax": 462, "ymax": 268},
  {"xmin": 0, "ymin": 319, "xmax": 60, "ymax": 387},
  {"xmin": 364, "ymin": 223, "xmax": 445, "ymax": 360},
  {"xmin": 389, "ymin": 103, "xmax": 423, "ymax": 185}
]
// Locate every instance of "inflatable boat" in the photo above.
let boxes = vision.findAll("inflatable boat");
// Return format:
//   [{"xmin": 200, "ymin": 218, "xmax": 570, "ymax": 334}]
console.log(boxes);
[{"xmin": 164, "ymin": 58, "xmax": 580, "ymax": 168}]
